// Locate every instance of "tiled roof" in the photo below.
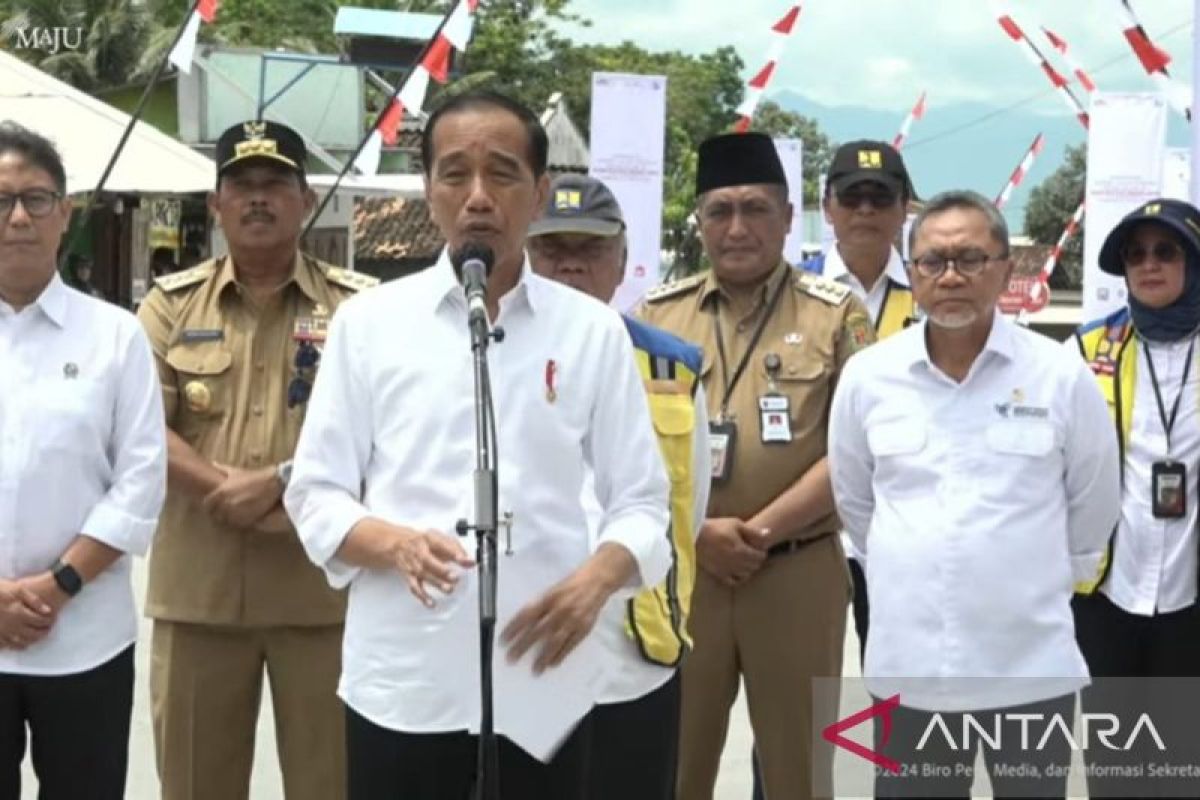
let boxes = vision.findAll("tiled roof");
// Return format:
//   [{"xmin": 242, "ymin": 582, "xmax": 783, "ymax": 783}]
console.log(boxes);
[{"xmin": 354, "ymin": 196, "xmax": 444, "ymax": 261}]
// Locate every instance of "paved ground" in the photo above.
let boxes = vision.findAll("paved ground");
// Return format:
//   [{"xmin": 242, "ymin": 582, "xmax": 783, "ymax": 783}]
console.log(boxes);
[{"xmin": 19, "ymin": 560, "xmax": 860, "ymax": 799}]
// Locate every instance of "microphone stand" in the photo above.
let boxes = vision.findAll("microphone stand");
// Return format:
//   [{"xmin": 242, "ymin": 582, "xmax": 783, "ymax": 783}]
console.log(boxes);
[{"xmin": 455, "ymin": 308, "xmax": 505, "ymax": 800}]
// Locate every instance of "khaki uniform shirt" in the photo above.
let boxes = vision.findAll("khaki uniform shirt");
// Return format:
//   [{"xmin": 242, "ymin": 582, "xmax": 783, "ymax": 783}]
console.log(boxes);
[
  {"xmin": 638, "ymin": 261, "xmax": 874, "ymax": 538},
  {"xmin": 137, "ymin": 253, "xmax": 378, "ymax": 626}
]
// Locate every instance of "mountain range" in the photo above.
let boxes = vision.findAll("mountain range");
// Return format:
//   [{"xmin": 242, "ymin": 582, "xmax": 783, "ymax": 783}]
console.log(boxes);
[{"xmin": 772, "ymin": 89, "xmax": 1192, "ymax": 234}]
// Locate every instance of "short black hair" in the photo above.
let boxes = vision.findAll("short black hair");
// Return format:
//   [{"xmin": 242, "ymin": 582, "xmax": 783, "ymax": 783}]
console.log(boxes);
[
  {"xmin": 908, "ymin": 189, "xmax": 1010, "ymax": 256},
  {"xmin": 0, "ymin": 121, "xmax": 67, "ymax": 194},
  {"xmin": 420, "ymin": 90, "xmax": 549, "ymax": 178}
]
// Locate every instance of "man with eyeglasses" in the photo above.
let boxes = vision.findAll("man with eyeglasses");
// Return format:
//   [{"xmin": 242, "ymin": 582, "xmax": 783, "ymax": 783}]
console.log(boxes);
[
  {"xmin": 136, "ymin": 120, "xmax": 377, "ymax": 800},
  {"xmin": 638, "ymin": 132, "xmax": 875, "ymax": 800},
  {"xmin": 828, "ymin": 190, "xmax": 1120, "ymax": 798},
  {"xmin": 0, "ymin": 121, "xmax": 165, "ymax": 799}
]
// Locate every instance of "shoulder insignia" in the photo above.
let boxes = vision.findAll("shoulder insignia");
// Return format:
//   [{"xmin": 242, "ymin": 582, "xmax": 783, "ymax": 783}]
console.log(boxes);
[
  {"xmin": 643, "ymin": 272, "xmax": 706, "ymax": 303},
  {"xmin": 795, "ymin": 272, "xmax": 851, "ymax": 306},
  {"xmin": 321, "ymin": 264, "xmax": 380, "ymax": 293},
  {"xmin": 153, "ymin": 261, "xmax": 215, "ymax": 293}
]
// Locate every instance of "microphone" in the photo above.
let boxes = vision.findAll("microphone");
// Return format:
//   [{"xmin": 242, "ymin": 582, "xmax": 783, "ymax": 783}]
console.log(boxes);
[{"xmin": 453, "ymin": 242, "xmax": 494, "ymax": 330}]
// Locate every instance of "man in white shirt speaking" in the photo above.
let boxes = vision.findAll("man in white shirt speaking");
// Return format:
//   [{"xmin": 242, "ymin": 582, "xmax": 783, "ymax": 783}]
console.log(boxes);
[
  {"xmin": 284, "ymin": 92, "xmax": 670, "ymax": 800},
  {"xmin": 829, "ymin": 190, "xmax": 1120, "ymax": 798},
  {"xmin": 0, "ymin": 121, "xmax": 166, "ymax": 799}
]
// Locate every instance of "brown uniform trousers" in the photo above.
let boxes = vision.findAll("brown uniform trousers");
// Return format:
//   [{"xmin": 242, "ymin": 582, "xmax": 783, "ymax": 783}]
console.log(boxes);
[
  {"xmin": 137, "ymin": 254, "xmax": 377, "ymax": 800},
  {"xmin": 639, "ymin": 261, "xmax": 874, "ymax": 800}
]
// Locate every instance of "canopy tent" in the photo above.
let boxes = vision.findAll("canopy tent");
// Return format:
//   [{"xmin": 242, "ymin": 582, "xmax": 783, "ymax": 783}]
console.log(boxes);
[{"xmin": 1, "ymin": 49, "xmax": 215, "ymax": 195}]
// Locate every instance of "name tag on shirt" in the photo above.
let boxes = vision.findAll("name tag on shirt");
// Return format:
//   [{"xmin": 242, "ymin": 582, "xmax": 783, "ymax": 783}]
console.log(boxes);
[
  {"xmin": 709, "ymin": 420, "xmax": 736, "ymax": 483},
  {"xmin": 759, "ymin": 394, "xmax": 792, "ymax": 444},
  {"xmin": 1152, "ymin": 461, "xmax": 1187, "ymax": 519},
  {"xmin": 180, "ymin": 329, "xmax": 224, "ymax": 343}
]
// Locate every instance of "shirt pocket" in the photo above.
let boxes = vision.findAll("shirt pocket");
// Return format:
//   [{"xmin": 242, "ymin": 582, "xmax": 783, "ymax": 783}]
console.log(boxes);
[
  {"xmin": 34, "ymin": 377, "xmax": 109, "ymax": 454},
  {"xmin": 166, "ymin": 343, "xmax": 233, "ymax": 422},
  {"xmin": 986, "ymin": 420, "xmax": 1056, "ymax": 458},
  {"xmin": 647, "ymin": 392, "xmax": 694, "ymax": 483},
  {"xmin": 867, "ymin": 422, "xmax": 927, "ymax": 458},
  {"xmin": 774, "ymin": 354, "xmax": 830, "ymax": 426}
]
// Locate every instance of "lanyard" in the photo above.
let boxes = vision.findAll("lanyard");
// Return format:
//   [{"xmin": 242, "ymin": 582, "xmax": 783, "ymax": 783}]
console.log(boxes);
[
  {"xmin": 1142, "ymin": 336, "xmax": 1196, "ymax": 454},
  {"xmin": 712, "ymin": 272, "xmax": 789, "ymax": 419}
]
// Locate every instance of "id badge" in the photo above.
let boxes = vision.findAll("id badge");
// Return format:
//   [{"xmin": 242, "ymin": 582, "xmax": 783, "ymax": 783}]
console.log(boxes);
[
  {"xmin": 759, "ymin": 394, "xmax": 792, "ymax": 444},
  {"xmin": 1152, "ymin": 461, "xmax": 1187, "ymax": 519},
  {"xmin": 709, "ymin": 419, "xmax": 737, "ymax": 483}
]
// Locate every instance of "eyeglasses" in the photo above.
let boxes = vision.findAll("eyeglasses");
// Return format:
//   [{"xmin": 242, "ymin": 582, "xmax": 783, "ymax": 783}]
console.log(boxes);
[
  {"xmin": 0, "ymin": 189, "xmax": 61, "ymax": 219},
  {"xmin": 1122, "ymin": 240, "xmax": 1184, "ymax": 267},
  {"xmin": 287, "ymin": 341, "xmax": 320, "ymax": 408},
  {"xmin": 836, "ymin": 187, "xmax": 898, "ymax": 210},
  {"xmin": 909, "ymin": 251, "xmax": 1006, "ymax": 279}
]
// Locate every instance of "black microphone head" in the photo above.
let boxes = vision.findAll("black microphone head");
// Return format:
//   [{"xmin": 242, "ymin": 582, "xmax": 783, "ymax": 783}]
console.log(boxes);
[{"xmin": 452, "ymin": 242, "xmax": 494, "ymax": 276}]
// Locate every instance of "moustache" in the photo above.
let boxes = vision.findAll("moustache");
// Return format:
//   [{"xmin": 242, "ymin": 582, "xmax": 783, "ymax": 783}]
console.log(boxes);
[{"xmin": 242, "ymin": 209, "xmax": 275, "ymax": 224}]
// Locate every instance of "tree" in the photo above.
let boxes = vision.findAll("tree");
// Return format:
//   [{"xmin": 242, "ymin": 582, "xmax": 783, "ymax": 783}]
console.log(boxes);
[
  {"xmin": 1024, "ymin": 143, "xmax": 1085, "ymax": 290},
  {"xmin": 750, "ymin": 100, "xmax": 837, "ymax": 209},
  {"xmin": 2, "ymin": 0, "xmax": 151, "ymax": 91}
]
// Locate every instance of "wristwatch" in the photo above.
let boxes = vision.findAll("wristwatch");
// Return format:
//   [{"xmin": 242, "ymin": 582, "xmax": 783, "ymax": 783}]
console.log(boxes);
[
  {"xmin": 275, "ymin": 460, "xmax": 294, "ymax": 489},
  {"xmin": 51, "ymin": 559, "xmax": 83, "ymax": 597}
]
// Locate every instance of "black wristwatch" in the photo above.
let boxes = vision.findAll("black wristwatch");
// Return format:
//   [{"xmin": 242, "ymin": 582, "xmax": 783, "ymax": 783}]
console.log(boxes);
[{"xmin": 51, "ymin": 559, "xmax": 83, "ymax": 597}]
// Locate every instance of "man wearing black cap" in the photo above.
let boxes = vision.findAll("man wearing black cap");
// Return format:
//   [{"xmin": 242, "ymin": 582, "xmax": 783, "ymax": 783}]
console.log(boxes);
[
  {"xmin": 137, "ymin": 119, "xmax": 377, "ymax": 800},
  {"xmin": 638, "ymin": 131, "xmax": 875, "ymax": 800},
  {"xmin": 528, "ymin": 173, "xmax": 710, "ymax": 799},
  {"xmin": 804, "ymin": 140, "xmax": 918, "ymax": 667}
]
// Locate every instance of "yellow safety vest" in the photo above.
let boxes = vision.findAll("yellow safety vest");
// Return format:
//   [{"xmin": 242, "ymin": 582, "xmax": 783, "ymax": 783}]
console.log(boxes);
[
  {"xmin": 1072, "ymin": 307, "xmax": 1136, "ymax": 594},
  {"xmin": 623, "ymin": 316, "xmax": 701, "ymax": 666},
  {"xmin": 800, "ymin": 254, "xmax": 917, "ymax": 338}
]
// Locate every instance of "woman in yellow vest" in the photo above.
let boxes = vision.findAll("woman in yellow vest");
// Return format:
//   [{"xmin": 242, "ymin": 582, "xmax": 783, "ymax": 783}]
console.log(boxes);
[{"xmin": 1071, "ymin": 198, "xmax": 1200, "ymax": 797}]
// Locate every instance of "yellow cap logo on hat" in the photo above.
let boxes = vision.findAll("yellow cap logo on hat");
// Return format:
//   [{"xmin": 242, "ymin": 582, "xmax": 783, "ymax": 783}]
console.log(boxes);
[
  {"xmin": 243, "ymin": 121, "xmax": 267, "ymax": 141},
  {"xmin": 1143, "ymin": 203, "xmax": 1161, "ymax": 215},
  {"xmin": 235, "ymin": 139, "xmax": 282, "ymax": 160},
  {"xmin": 858, "ymin": 150, "xmax": 883, "ymax": 169},
  {"xmin": 555, "ymin": 190, "xmax": 582, "ymax": 212}
]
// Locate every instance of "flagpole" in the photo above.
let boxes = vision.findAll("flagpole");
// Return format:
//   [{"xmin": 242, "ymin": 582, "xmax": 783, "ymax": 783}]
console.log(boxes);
[
  {"xmin": 303, "ymin": 2, "xmax": 461, "ymax": 239},
  {"xmin": 60, "ymin": 0, "xmax": 204, "ymax": 268}
]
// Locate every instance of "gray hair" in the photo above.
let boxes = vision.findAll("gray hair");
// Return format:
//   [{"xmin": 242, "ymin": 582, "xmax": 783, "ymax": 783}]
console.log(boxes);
[{"xmin": 908, "ymin": 190, "xmax": 1009, "ymax": 256}]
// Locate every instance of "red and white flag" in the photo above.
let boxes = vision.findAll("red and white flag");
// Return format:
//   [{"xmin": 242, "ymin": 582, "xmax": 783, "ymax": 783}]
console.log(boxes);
[
  {"xmin": 995, "ymin": 132, "xmax": 1045, "ymax": 210},
  {"xmin": 1111, "ymin": 0, "xmax": 1190, "ymax": 119},
  {"xmin": 734, "ymin": 5, "xmax": 802, "ymax": 132},
  {"xmin": 992, "ymin": 2, "xmax": 1089, "ymax": 129},
  {"xmin": 892, "ymin": 91, "xmax": 927, "ymax": 151},
  {"xmin": 168, "ymin": 0, "xmax": 221, "ymax": 74},
  {"xmin": 1040, "ymin": 26, "xmax": 1096, "ymax": 93},
  {"xmin": 356, "ymin": 0, "xmax": 479, "ymax": 175}
]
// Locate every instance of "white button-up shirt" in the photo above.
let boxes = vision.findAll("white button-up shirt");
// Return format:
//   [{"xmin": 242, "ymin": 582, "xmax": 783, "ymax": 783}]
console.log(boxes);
[
  {"xmin": 821, "ymin": 245, "xmax": 909, "ymax": 323},
  {"xmin": 821, "ymin": 244, "xmax": 910, "ymax": 563},
  {"xmin": 1105, "ymin": 334, "xmax": 1200, "ymax": 615},
  {"xmin": 830, "ymin": 314, "xmax": 1120, "ymax": 711},
  {"xmin": 584, "ymin": 382, "xmax": 710, "ymax": 705},
  {"xmin": 285, "ymin": 251, "xmax": 671, "ymax": 735},
  {"xmin": 0, "ymin": 274, "xmax": 165, "ymax": 675}
]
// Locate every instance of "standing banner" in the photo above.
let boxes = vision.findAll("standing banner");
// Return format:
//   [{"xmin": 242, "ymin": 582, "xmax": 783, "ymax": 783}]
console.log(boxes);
[
  {"xmin": 1083, "ymin": 92, "xmax": 1167, "ymax": 321},
  {"xmin": 773, "ymin": 138, "xmax": 804, "ymax": 265},
  {"xmin": 589, "ymin": 72, "xmax": 667, "ymax": 311},
  {"xmin": 818, "ymin": 175, "xmax": 836, "ymax": 254},
  {"xmin": 1192, "ymin": 0, "xmax": 1200, "ymax": 206},
  {"xmin": 1163, "ymin": 148, "xmax": 1192, "ymax": 201}
]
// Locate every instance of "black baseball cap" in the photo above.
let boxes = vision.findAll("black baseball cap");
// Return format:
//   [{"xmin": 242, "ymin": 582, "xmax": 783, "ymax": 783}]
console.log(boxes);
[
  {"xmin": 215, "ymin": 120, "xmax": 307, "ymax": 178},
  {"xmin": 1099, "ymin": 198, "xmax": 1200, "ymax": 275},
  {"xmin": 827, "ymin": 140, "xmax": 915, "ymax": 199},
  {"xmin": 528, "ymin": 174, "xmax": 625, "ymax": 238}
]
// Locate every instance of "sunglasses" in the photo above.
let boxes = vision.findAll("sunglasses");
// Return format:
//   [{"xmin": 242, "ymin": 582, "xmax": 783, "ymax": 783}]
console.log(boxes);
[
  {"xmin": 1122, "ymin": 240, "xmax": 1184, "ymax": 267},
  {"xmin": 287, "ymin": 341, "xmax": 320, "ymax": 409},
  {"xmin": 835, "ymin": 187, "xmax": 898, "ymax": 210}
]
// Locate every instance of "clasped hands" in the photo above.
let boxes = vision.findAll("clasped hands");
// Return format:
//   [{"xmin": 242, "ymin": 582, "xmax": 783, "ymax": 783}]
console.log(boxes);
[
  {"xmin": 0, "ymin": 573, "xmax": 69, "ymax": 650},
  {"xmin": 202, "ymin": 463, "xmax": 291, "ymax": 533}
]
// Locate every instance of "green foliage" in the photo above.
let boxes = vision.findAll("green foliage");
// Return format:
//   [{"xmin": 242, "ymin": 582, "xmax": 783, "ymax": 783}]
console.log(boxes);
[{"xmin": 1024, "ymin": 143, "xmax": 1085, "ymax": 290}]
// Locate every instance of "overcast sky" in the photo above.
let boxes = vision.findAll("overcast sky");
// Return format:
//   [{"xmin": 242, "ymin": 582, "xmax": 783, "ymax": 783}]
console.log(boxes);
[{"xmin": 563, "ymin": 1, "xmax": 1194, "ymax": 116}]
